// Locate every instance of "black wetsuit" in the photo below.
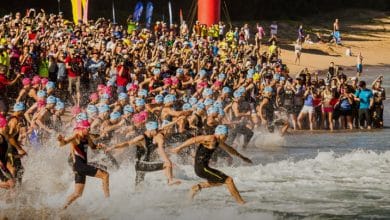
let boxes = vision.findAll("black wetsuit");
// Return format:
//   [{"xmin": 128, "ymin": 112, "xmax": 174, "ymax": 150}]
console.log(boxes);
[
  {"xmin": 73, "ymin": 138, "xmax": 98, "ymax": 184},
  {"xmin": 7, "ymin": 116, "xmax": 26, "ymax": 183},
  {"xmin": 195, "ymin": 143, "xmax": 228, "ymax": 183},
  {"xmin": 134, "ymin": 134, "xmax": 164, "ymax": 185},
  {"xmin": 227, "ymin": 101, "xmax": 254, "ymax": 147},
  {"xmin": 0, "ymin": 134, "xmax": 12, "ymax": 181}
]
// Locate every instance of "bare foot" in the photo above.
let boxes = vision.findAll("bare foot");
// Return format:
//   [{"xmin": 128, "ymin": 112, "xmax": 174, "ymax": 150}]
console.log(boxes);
[
  {"xmin": 189, "ymin": 184, "xmax": 201, "ymax": 200},
  {"xmin": 168, "ymin": 179, "xmax": 181, "ymax": 186}
]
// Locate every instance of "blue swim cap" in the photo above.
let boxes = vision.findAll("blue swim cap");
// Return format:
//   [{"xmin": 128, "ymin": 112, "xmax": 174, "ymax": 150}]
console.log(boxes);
[
  {"xmin": 196, "ymin": 103, "xmax": 205, "ymax": 111},
  {"xmin": 153, "ymin": 68, "xmax": 161, "ymax": 75},
  {"xmin": 123, "ymin": 105, "xmax": 134, "ymax": 114},
  {"xmin": 138, "ymin": 89, "xmax": 148, "ymax": 97},
  {"xmin": 146, "ymin": 121, "xmax": 159, "ymax": 131},
  {"xmin": 238, "ymin": 86, "xmax": 246, "ymax": 93},
  {"xmin": 164, "ymin": 94, "xmax": 176, "ymax": 104},
  {"xmin": 233, "ymin": 90, "xmax": 243, "ymax": 98},
  {"xmin": 98, "ymin": 104, "xmax": 110, "ymax": 114},
  {"xmin": 248, "ymin": 68, "xmax": 255, "ymax": 76},
  {"xmin": 222, "ymin": 87, "xmax": 231, "ymax": 94},
  {"xmin": 204, "ymin": 98, "xmax": 214, "ymax": 106},
  {"xmin": 200, "ymin": 69, "xmax": 207, "ymax": 78},
  {"xmin": 218, "ymin": 73, "xmax": 226, "ymax": 80},
  {"xmin": 47, "ymin": 96, "xmax": 57, "ymax": 104},
  {"xmin": 264, "ymin": 87, "xmax": 273, "ymax": 93},
  {"xmin": 87, "ymin": 105, "xmax": 98, "ymax": 114},
  {"xmin": 280, "ymin": 76, "xmax": 286, "ymax": 81},
  {"xmin": 135, "ymin": 98, "xmax": 146, "ymax": 107},
  {"xmin": 214, "ymin": 101, "xmax": 223, "ymax": 109},
  {"xmin": 207, "ymin": 106, "xmax": 219, "ymax": 115},
  {"xmin": 182, "ymin": 103, "xmax": 192, "ymax": 111},
  {"xmin": 161, "ymin": 120, "xmax": 171, "ymax": 127},
  {"xmin": 189, "ymin": 97, "xmax": 198, "ymax": 105},
  {"xmin": 13, "ymin": 102, "xmax": 26, "ymax": 112},
  {"xmin": 215, "ymin": 125, "xmax": 229, "ymax": 135},
  {"xmin": 155, "ymin": 94, "xmax": 164, "ymax": 104},
  {"xmin": 182, "ymin": 96, "xmax": 189, "ymax": 103},
  {"xmin": 76, "ymin": 112, "xmax": 88, "ymax": 122},
  {"xmin": 55, "ymin": 101, "xmax": 65, "ymax": 110},
  {"xmin": 100, "ymin": 93, "xmax": 110, "ymax": 100},
  {"xmin": 110, "ymin": 111, "xmax": 122, "ymax": 120},
  {"xmin": 176, "ymin": 68, "xmax": 184, "ymax": 75},
  {"xmin": 274, "ymin": 74, "xmax": 281, "ymax": 81},
  {"xmin": 218, "ymin": 107, "xmax": 225, "ymax": 116},
  {"xmin": 37, "ymin": 90, "xmax": 47, "ymax": 98},
  {"xmin": 202, "ymin": 88, "xmax": 213, "ymax": 98},
  {"xmin": 107, "ymin": 79, "xmax": 116, "ymax": 87},
  {"xmin": 46, "ymin": 81, "xmax": 55, "ymax": 90},
  {"xmin": 118, "ymin": 92, "xmax": 128, "ymax": 100},
  {"xmin": 155, "ymin": 63, "xmax": 161, "ymax": 68}
]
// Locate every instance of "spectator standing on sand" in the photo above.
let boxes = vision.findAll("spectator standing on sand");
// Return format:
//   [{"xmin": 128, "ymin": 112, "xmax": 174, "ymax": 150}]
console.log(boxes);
[
  {"xmin": 357, "ymin": 52, "xmax": 364, "ymax": 77},
  {"xmin": 294, "ymin": 40, "xmax": 302, "ymax": 65},
  {"xmin": 270, "ymin": 21, "xmax": 278, "ymax": 38},
  {"xmin": 333, "ymin": 19, "xmax": 341, "ymax": 44}
]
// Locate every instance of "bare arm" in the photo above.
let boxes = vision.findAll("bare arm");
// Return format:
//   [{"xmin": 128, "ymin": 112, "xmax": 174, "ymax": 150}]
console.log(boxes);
[
  {"xmin": 105, "ymin": 135, "xmax": 144, "ymax": 152},
  {"xmin": 171, "ymin": 136, "xmax": 203, "ymax": 153},
  {"xmin": 218, "ymin": 141, "xmax": 252, "ymax": 163}
]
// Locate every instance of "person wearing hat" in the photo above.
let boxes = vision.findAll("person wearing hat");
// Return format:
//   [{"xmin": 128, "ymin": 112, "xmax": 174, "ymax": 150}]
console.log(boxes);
[
  {"xmin": 34, "ymin": 95, "xmax": 57, "ymax": 134},
  {"xmin": 171, "ymin": 125, "xmax": 252, "ymax": 204},
  {"xmin": 229, "ymin": 88, "xmax": 254, "ymax": 149},
  {"xmin": 259, "ymin": 87, "xmax": 276, "ymax": 132},
  {"xmin": 57, "ymin": 118, "xmax": 109, "ymax": 210},
  {"xmin": 105, "ymin": 121, "xmax": 181, "ymax": 186},
  {"xmin": 7, "ymin": 102, "xmax": 28, "ymax": 184},
  {"xmin": 161, "ymin": 94, "xmax": 192, "ymax": 133}
]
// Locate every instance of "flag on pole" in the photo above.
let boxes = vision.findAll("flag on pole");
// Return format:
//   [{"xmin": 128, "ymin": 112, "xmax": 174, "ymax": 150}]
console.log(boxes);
[
  {"xmin": 145, "ymin": 2, "xmax": 154, "ymax": 29},
  {"xmin": 76, "ymin": 0, "xmax": 82, "ymax": 23},
  {"xmin": 179, "ymin": 9, "xmax": 183, "ymax": 25},
  {"xmin": 112, "ymin": 1, "xmax": 116, "ymax": 24},
  {"xmin": 133, "ymin": 1, "xmax": 144, "ymax": 23},
  {"xmin": 71, "ymin": 0, "xmax": 79, "ymax": 24},
  {"xmin": 168, "ymin": 1, "xmax": 173, "ymax": 27}
]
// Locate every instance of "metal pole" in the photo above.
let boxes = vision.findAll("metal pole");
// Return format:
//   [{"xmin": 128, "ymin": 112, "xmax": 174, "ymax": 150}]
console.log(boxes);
[{"xmin": 58, "ymin": 0, "xmax": 61, "ymax": 15}]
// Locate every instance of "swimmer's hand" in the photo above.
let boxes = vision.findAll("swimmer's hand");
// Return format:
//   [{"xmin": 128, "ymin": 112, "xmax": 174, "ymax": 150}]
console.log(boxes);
[
  {"xmin": 57, "ymin": 135, "xmax": 64, "ymax": 142},
  {"xmin": 96, "ymin": 143, "xmax": 105, "ymax": 150},
  {"xmin": 241, "ymin": 156, "xmax": 253, "ymax": 164},
  {"xmin": 170, "ymin": 148, "xmax": 180, "ymax": 154},
  {"xmin": 104, "ymin": 146, "xmax": 114, "ymax": 153},
  {"xmin": 17, "ymin": 149, "xmax": 27, "ymax": 157}
]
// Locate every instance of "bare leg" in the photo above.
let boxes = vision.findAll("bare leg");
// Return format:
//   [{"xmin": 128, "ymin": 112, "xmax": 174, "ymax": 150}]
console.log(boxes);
[
  {"xmin": 95, "ymin": 170, "xmax": 110, "ymax": 197},
  {"xmin": 63, "ymin": 183, "xmax": 85, "ymax": 210},
  {"xmin": 163, "ymin": 162, "xmax": 181, "ymax": 185},
  {"xmin": 0, "ymin": 179, "xmax": 15, "ymax": 189},
  {"xmin": 189, "ymin": 181, "xmax": 223, "ymax": 200},
  {"xmin": 328, "ymin": 112, "xmax": 334, "ymax": 131},
  {"xmin": 225, "ymin": 177, "xmax": 246, "ymax": 204},
  {"xmin": 297, "ymin": 112, "xmax": 304, "ymax": 130}
]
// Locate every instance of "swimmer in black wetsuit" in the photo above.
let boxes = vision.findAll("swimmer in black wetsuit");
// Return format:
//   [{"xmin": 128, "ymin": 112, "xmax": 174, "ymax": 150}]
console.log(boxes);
[
  {"xmin": 171, "ymin": 125, "xmax": 252, "ymax": 204},
  {"xmin": 105, "ymin": 121, "xmax": 181, "ymax": 186},
  {"xmin": 0, "ymin": 132, "xmax": 15, "ymax": 189},
  {"xmin": 57, "ymin": 119, "xmax": 109, "ymax": 210}
]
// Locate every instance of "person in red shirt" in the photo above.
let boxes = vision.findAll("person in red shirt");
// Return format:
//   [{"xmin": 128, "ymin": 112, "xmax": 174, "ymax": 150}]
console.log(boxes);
[
  {"xmin": 0, "ymin": 64, "xmax": 21, "ymax": 114},
  {"xmin": 116, "ymin": 59, "xmax": 129, "ymax": 93},
  {"xmin": 65, "ymin": 49, "xmax": 83, "ymax": 106}
]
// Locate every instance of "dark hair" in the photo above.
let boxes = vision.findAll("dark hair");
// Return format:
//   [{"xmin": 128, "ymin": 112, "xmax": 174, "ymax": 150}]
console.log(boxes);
[{"xmin": 358, "ymin": 80, "xmax": 366, "ymax": 88}]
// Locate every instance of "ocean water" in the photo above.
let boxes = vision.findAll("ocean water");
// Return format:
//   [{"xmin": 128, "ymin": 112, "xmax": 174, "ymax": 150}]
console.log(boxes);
[{"xmin": 0, "ymin": 67, "xmax": 389, "ymax": 219}]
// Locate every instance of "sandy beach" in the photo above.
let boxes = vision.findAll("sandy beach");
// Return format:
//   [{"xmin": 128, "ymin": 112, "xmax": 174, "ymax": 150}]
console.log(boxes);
[{"xmin": 266, "ymin": 10, "xmax": 390, "ymax": 75}]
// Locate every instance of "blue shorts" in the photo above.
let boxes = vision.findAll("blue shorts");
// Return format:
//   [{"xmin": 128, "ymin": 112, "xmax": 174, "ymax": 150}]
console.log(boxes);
[{"xmin": 357, "ymin": 64, "xmax": 363, "ymax": 73}]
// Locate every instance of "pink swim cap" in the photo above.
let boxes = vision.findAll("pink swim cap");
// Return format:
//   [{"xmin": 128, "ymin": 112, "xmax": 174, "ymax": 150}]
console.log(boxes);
[
  {"xmin": 71, "ymin": 106, "xmax": 81, "ymax": 116},
  {"xmin": 128, "ymin": 83, "xmax": 139, "ymax": 91},
  {"xmin": 132, "ymin": 113, "xmax": 147, "ymax": 124},
  {"xmin": 89, "ymin": 93, "xmax": 99, "ymax": 101},
  {"xmin": 41, "ymin": 78, "xmax": 49, "ymax": 86},
  {"xmin": 163, "ymin": 77, "xmax": 172, "ymax": 86},
  {"xmin": 171, "ymin": 77, "xmax": 179, "ymax": 85},
  {"xmin": 22, "ymin": 78, "xmax": 31, "ymax": 86},
  {"xmin": 97, "ymin": 84, "xmax": 106, "ymax": 91},
  {"xmin": 196, "ymin": 81, "xmax": 208, "ymax": 90},
  {"xmin": 32, "ymin": 76, "xmax": 41, "ymax": 85},
  {"xmin": 213, "ymin": 80, "xmax": 222, "ymax": 87},
  {"xmin": 0, "ymin": 115, "xmax": 7, "ymax": 128},
  {"xmin": 75, "ymin": 120, "xmax": 91, "ymax": 130}
]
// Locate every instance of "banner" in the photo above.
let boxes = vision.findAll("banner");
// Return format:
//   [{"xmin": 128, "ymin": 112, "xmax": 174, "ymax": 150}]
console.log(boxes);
[
  {"xmin": 145, "ymin": 2, "xmax": 154, "ymax": 28},
  {"xmin": 71, "ymin": 0, "xmax": 79, "ymax": 24},
  {"xmin": 180, "ymin": 9, "xmax": 183, "ymax": 25},
  {"xmin": 168, "ymin": 1, "xmax": 173, "ymax": 26},
  {"xmin": 133, "ymin": 1, "xmax": 144, "ymax": 23},
  {"xmin": 82, "ymin": 0, "xmax": 89, "ymax": 23}
]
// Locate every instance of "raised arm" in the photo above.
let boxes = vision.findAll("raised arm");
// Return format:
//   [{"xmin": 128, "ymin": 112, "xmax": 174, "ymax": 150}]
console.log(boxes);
[
  {"xmin": 105, "ymin": 134, "xmax": 144, "ymax": 152},
  {"xmin": 171, "ymin": 136, "xmax": 203, "ymax": 154}
]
